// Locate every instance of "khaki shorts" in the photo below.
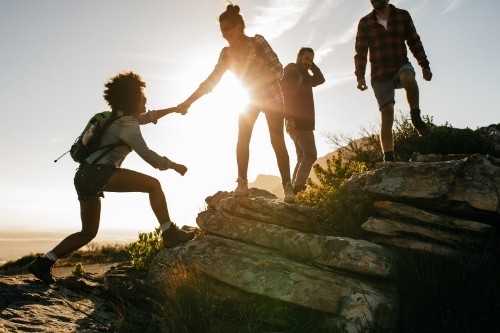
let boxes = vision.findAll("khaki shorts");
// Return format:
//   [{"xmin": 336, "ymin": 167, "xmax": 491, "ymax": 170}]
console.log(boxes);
[{"xmin": 371, "ymin": 62, "xmax": 415, "ymax": 110}]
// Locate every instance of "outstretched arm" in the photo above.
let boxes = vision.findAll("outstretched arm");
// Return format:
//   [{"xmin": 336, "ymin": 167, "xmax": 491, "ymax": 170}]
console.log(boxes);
[
  {"xmin": 178, "ymin": 48, "xmax": 228, "ymax": 113},
  {"xmin": 136, "ymin": 107, "xmax": 186, "ymax": 125}
]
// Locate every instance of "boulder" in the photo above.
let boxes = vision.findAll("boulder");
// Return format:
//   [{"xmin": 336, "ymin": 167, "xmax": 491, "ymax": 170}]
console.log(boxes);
[{"xmin": 148, "ymin": 190, "xmax": 398, "ymax": 332}]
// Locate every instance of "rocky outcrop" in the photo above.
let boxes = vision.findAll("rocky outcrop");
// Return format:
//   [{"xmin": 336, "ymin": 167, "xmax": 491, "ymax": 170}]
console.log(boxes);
[
  {"xmin": 345, "ymin": 154, "xmax": 498, "ymax": 256},
  {"xmin": 148, "ymin": 189, "xmax": 398, "ymax": 333},
  {"xmin": 0, "ymin": 275, "xmax": 116, "ymax": 332},
  {"xmin": 0, "ymin": 264, "xmax": 166, "ymax": 333}
]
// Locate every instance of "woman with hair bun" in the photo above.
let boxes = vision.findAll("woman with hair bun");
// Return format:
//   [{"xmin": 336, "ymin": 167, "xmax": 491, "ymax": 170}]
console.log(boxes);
[{"xmin": 178, "ymin": 3, "xmax": 295, "ymax": 203}]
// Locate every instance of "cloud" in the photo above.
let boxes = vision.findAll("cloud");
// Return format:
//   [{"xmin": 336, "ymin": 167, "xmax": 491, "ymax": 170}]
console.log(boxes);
[
  {"xmin": 246, "ymin": 0, "xmax": 314, "ymax": 39},
  {"xmin": 444, "ymin": 0, "xmax": 466, "ymax": 12}
]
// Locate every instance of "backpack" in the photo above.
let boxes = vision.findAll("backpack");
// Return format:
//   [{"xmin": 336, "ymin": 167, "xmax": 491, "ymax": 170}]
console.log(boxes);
[{"xmin": 54, "ymin": 111, "xmax": 125, "ymax": 164}]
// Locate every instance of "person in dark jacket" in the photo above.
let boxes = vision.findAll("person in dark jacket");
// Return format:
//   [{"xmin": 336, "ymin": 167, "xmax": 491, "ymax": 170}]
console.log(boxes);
[
  {"xmin": 281, "ymin": 47, "xmax": 325, "ymax": 194},
  {"xmin": 355, "ymin": 0, "xmax": 432, "ymax": 162}
]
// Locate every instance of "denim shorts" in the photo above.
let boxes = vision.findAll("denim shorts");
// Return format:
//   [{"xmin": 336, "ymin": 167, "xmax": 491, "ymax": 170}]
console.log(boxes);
[
  {"xmin": 74, "ymin": 164, "xmax": 117, "ymax": 201},
  {"xmin": 371, "ymin": 62, "xmax": 415, "ymax": 110}
]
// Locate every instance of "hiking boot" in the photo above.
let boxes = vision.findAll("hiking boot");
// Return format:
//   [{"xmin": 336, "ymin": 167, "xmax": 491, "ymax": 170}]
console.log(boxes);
[
  {"xmin": 234, "ymin": 177, "xmax": 248, "ymax": 197},
  {"xmin": 293, "ymin": 184, "xmax": 306, "ymax": 195},
  {"xmin": 283, "ymin": 181, "xmax": 295, "ymax": 203},
  {"xmin": 28, "ymin": 256, "xmax": 56, "ymax": 284},
  {"xmin": 383, "ymin": 151, "xmax": 395, "ymax": 162},
  {"xmin": 162, "ymin": 224, "xmax": 195, "ymax": 249},
  {"xmin": 410, "ymin": 109, "xmax": 430, "ymax": 136}
]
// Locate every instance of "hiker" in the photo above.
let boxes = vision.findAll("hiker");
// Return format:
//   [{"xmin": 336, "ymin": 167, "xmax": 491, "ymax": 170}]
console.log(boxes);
[
  {"xmin": 281, "ymin": 47, "xmax": 325, "ymax": 195},
  {"xmin": 355, "ymin": 0, "xmax": 433, "ymax": 162},
  {"xmin": 176, "ymin": 3, "xmax": 295, "ymax": 203},
  {"xmin": 29, "ymin": 71, "xmax": 194, "ymax": 284}
]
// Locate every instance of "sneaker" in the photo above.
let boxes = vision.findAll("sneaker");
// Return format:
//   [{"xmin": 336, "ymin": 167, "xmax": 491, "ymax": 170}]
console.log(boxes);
[
  {"xmin": 162, "ymin": 224, "xmax": 195, "ymax": 249},
  {"xmin": 292, "ymin": 184, "xmax": 306, "ymax": 195},
  {"xmin": 410, "ymin": 109, "xmax": 430, "ymax": 136},
  {"xmin": 283, "ymin": 181, "xmax": 295, "ymax": 203},
  {"xmin": 234, "ymin": 177, "xmax": 248, "ymax": 197},
  {"xmin": 28, "ymin": 256, "xmax": 56, "ymax": 284}
]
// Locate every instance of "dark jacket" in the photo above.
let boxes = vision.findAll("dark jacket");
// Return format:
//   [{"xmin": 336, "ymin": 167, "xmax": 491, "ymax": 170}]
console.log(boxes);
[{"xmin": 281, "ymin": 63, "xmax": 325, "ymax": 130}]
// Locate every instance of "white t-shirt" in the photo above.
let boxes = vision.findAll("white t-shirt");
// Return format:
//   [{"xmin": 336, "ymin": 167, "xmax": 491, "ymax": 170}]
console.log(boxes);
[{"xmin": 377, "ymin": 16, "xmax": 388, "ymax": 30}]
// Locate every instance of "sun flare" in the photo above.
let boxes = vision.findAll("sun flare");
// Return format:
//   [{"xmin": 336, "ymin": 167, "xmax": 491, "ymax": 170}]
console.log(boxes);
[{"xmin": 214, "ymin": 74, "xmax": 250, "ymax": 114}]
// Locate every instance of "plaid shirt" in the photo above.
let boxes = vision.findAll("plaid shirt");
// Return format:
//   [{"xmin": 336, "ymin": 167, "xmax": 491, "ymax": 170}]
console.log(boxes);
[
  {"xmin": 198, "ymin": 34, "xmax": 284, "ymax": 110},
  {"xmin": 355, "ymin": 4, "xmax": 430, "ymax": 81}
]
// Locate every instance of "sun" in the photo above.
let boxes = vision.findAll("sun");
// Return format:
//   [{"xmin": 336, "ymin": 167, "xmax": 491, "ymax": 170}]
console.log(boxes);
[{"xmin": 213, "ymin": 73, "xmax": 250, "ymax": 114}]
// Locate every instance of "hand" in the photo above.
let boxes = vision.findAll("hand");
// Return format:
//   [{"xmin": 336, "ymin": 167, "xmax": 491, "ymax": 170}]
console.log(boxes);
[
  {"xmin": 171, "ymin": 162, "xmax": 188, "ymax": 176},
  {"xmin": 172, "ymin": 106, "xmax": 188, "ymax": 115},
  {"xmin": 176, "ymin": 102, "xmax": 191, "ymax": 115},
  {"xmin": 423, "ymin": 68, "xmax": 433, "ymax": 81},
  {"xmin": 357, "ymin": 79, "xmax": 368, "ymax": 91}
]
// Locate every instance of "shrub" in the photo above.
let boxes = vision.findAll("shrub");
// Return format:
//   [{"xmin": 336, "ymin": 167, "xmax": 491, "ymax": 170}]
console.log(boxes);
[
  {"xmin": 324, "ymin": 112, "xmax": 496, "ymax": 164},
  {"xmin": 296, "ymin": 156, "xmax": 374, "ymax": 239},
  {"xmin": 127, "ymin": 228, "xmax": 163, "ymax": 271},
  {"xmin": 71, "ymin": 262, "xmax": 86, "ymax": 278}
]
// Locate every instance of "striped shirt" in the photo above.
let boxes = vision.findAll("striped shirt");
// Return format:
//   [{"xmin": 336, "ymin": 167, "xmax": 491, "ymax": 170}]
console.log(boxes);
[
  {"xmin": 355, "ymin": 4, "xmax": 430, "ymax": 81},
  {"xmin": 198, "ymin": 34, "xmax": 284, "ymax": 110}
]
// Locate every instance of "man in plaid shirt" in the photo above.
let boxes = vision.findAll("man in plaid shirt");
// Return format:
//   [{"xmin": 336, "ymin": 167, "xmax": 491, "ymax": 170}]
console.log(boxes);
[{"xmin": 355, "ymin": 0, "xmax": 433, "ymax": 162}]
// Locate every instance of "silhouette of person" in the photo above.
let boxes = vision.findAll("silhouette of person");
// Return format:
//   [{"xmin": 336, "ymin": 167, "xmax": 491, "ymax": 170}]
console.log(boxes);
[
  {"xmin": 177, "ymin": 4, "xmax": 295, "ymax": 203},
  {"xmin": 281, "ymin": 47, "xmax": 325, "ymax": 194},
  {"xmin": 28, "ymin": 72, "xmax": 194, "ymax": 284},
  {"xmin": 355, "ymin": 0, "xmax": 432, "ymax": 162}
]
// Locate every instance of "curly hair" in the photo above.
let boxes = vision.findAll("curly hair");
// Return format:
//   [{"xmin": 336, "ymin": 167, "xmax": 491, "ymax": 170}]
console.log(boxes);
[
  {"xmin": 103, "ymin": 71, "xmax": 146, "ymax": 113},
  {"xmin": 219, "ymin": 3, "xmax": 245, "ymax": 30}
]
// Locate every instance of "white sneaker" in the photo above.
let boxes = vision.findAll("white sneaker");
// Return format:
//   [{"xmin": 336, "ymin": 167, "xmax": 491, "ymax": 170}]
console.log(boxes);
[
  {"xmin": 283, "ymin": 181, "xmax": 295, "ymax": 203},
  {"xmin": 234, "ymin": 177, "xmax": 248, "ymax": 197}
]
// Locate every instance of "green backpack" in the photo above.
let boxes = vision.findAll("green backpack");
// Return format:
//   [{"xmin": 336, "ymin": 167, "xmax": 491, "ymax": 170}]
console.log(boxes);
[{"xmin": 55, "ymin": 111, "xmax": 125, "ymax": 164}]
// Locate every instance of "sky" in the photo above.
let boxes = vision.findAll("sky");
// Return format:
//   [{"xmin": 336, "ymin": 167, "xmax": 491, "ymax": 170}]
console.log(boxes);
[{"xmin": 1, "ymin": 0, "xmax": 498, "ymax": 237}]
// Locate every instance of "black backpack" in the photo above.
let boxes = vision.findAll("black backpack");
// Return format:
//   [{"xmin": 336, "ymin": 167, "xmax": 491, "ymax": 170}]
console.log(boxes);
[{"xmin": 55, "ymin": 111, "xmax": 125, "ymax": 164}]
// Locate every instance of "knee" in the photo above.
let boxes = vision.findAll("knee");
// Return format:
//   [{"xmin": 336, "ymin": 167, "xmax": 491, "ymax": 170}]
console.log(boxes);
[
  {"xmin": 400, "ymin": 71, "xmax": 417, "ymax": 88},
  {"xmin": 80, "ymin": 229, "xmax": 98, "ymax": 242},
  {"xmin": 145, "ymin": 177, "xmax": 163, "ymax": 194}
]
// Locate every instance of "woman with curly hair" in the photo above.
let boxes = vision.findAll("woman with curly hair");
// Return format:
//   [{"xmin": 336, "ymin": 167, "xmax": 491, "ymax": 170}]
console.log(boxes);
[
  {"xmin": 177, "ymin": 3, "xmax": 295, "ymax": 203},
  {"xmin": 29, "ymin": 71, "xmax": 194, "ymax": 284}
]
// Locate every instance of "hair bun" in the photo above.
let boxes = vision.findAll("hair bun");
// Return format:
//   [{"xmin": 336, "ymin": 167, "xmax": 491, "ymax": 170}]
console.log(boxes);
[{"xmin": 227, "ymin": 4, "xmax": 240, "ymax": 15}]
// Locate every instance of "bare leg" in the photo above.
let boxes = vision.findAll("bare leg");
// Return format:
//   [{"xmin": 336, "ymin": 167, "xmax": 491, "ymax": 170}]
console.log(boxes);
[
  {"xmin": 265, "ymin": 111, "xmax": 291, "ymax": 183},
  {"xmin": 104, "ymin": 168, "xmax": 170, "ymax": 223},
  {"xmin": 399, "ymin": 70, "xmax": 419, "ymax": 110},
  {"xmin": 237, "ymin": 107, "xmax": 259, "ymax": 180},
  {"xmin": 380, "ymin": 103, "xmax": 395, "ymax": 153},
  {"xmin": 51, "ymin": 198, "xmax": 101, "ymax": 258}
]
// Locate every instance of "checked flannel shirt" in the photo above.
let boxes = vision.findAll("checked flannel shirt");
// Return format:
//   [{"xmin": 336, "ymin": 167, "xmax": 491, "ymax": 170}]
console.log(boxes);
[
  {"xmin": 355, "ymin": 4, "xmax": 430, "ymax": 81},
  {"xmin": 197, "ymin": 34, "xmax": 284, "ymax": 110}
]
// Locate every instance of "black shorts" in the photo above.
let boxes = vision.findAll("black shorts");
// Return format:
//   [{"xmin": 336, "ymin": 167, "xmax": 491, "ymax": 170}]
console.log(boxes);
[{"xmin": 74, "ymin": 164, "xmax": 117, "ymax": 201}]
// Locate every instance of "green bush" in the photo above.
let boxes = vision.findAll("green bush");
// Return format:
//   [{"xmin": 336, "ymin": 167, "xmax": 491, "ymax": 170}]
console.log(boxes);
[
  {"xmin": 324, "ymin": 112, "xmax": 496, "ymax": 164},
  {"xmin": 71, "ymin": 262, "xmax": 86, "ymax": 278},
  {"xmin": 296, "ymin": 156, "xmax": 374, "ymax": 239},
  {"xmin": 127, "ymin": 228, "xmax": 163, "ymax": 271}
]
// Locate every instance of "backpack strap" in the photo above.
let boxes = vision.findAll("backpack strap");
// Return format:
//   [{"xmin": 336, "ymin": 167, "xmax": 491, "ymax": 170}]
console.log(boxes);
[{"xmin": 88, "ymin": 116, "xmax": 128, "ymax": 165}]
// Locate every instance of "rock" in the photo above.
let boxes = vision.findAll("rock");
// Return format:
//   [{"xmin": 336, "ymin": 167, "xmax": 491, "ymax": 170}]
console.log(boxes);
[
  {"xmin": 344, "ymin": 154, "xmax": 498, "ymax": 257},
  {"xmin": 0, "ymin": 274, "xmax": 116, "ymax": 332},
  {"xmin": 148, "ymin": 191, "xmax": 398, "ymax": 333},
  {"xmin": 345, "ymin": 154, "xmax": 500, "ymax": 222}
]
